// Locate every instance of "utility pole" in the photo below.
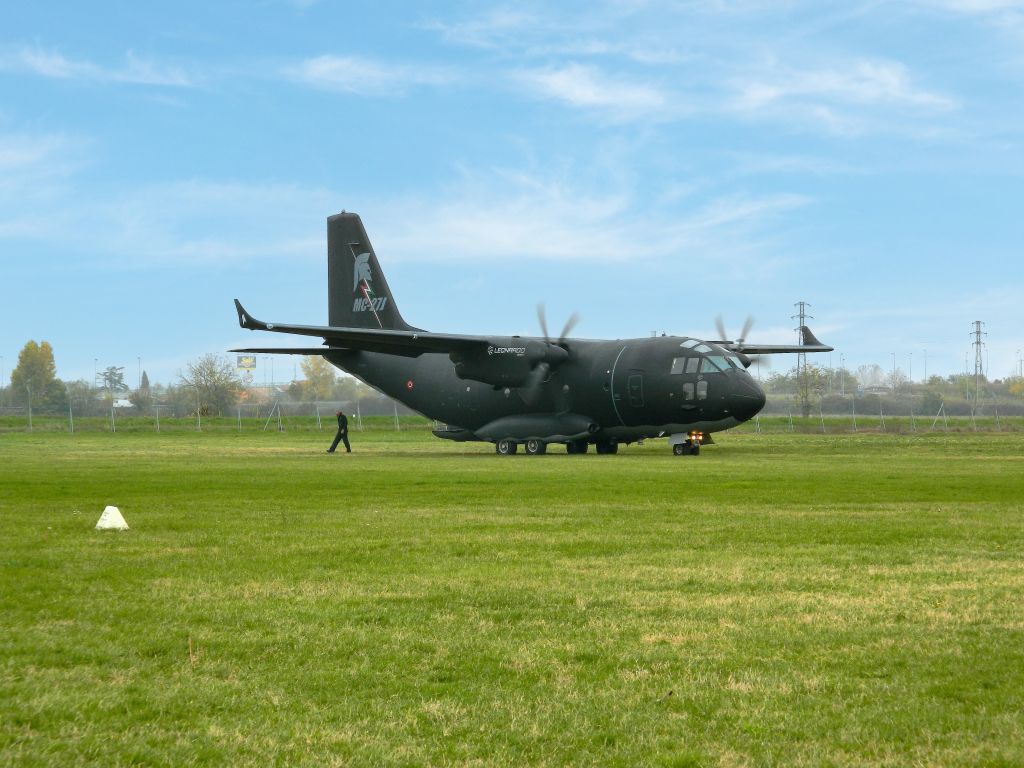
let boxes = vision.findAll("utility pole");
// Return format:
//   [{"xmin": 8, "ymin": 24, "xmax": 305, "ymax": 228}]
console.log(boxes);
[
  {"xmin": 840, "ymin": 353, "xmax": 845, "ymax": 396},
  {"xmin": 971, "ymin": 321, "xmax": 986, "ymax": 407},
  {"xmin": 890, "ymin": 352, "xmax": 896, "ymax": 392},
  {"xmin": 792, "ymin": 301, "xmax": 812, "ymax": 416}
]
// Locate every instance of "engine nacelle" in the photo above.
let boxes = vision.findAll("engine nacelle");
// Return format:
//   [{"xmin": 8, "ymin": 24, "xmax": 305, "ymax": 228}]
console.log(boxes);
[{"xmin": 450, "ymin": 339, "xmax": 563, "ymax": 386}]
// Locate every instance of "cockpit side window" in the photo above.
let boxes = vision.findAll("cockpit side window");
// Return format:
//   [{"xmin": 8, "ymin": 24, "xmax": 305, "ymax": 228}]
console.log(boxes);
[
  {"xmin": 685, "ymin": 357, "xmax": 699, "ymax": 374},
  {"xmin": 670, "ymin": 357, "xmax": 687, "ymax": 374},
  {"xmin": 701, "ymin": 356, "xmax": 728, "ymax": 373}
]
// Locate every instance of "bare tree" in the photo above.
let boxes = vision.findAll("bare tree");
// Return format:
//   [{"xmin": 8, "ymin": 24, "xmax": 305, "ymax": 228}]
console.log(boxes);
[{"xmin": 179, "ymin": 354, "xmax": 242, "ymax": 416}]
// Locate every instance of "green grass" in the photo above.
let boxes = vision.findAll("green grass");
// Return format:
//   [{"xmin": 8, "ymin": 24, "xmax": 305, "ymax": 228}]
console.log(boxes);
[{"xmin": 1, "ymin": 429, "xmax": 1023, "ymax": 766}]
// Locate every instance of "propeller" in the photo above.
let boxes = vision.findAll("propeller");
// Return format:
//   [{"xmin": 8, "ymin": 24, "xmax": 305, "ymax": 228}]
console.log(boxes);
[
  {"xmin": 713, "ymin": 314, "xmax": 771, "ymax": 369},
  {"xmin": 519, "ymin": 304, "xmax": 581, "ymax": 406},
  {"xmin": 714, "ymin": 314, "xmax": 755, "ymax": 351},
  {"xmin": 538, "ymin": 304, "xmax": 580, "ymax": 345}
]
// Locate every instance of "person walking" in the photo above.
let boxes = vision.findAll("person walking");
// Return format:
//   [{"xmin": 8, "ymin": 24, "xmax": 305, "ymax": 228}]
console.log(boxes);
[{"xmin": 327, "ymin": 410, "xmax": 351, "ymax": 453}]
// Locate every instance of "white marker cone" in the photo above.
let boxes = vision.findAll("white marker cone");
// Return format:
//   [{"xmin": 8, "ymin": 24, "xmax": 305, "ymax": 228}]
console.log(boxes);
[{"xmin": 95, "ymin": 505, "xmax": 129, "ymax": 531}]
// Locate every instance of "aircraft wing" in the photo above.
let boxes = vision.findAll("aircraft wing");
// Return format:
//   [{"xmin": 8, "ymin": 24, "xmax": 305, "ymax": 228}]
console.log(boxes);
[
  {"xmin": 231, "ymin": 299, "xmax": 490, "ymax": 358},
  {"xmin": 731, "ymin": 326, "xmax": 833, "ymax": 355}
]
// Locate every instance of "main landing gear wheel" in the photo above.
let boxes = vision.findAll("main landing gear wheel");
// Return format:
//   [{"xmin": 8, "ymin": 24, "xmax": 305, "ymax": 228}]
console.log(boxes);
[
  {"xmin": 595, "ymin": 440, "xmax": 618, "ymax": 455},
  {"xmin": 524, "ymin": 439, "xmax": 547, "ymax": 455},
  {"xmin": 566, "ymin": 440, "xmax": 589, "ymax": 454},
  {"xmin": 672, "ymin": 442, "xmax": 700, "ymax": 456},
  {"xmin": 496, "ymin": 439, "xmax": 518, "ymax": 455}
]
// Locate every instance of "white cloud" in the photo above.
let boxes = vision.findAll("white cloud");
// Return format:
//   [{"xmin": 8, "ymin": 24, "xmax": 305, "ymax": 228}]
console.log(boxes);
[
  {"xmin": 729, "ymin": 58, "xmax": 957, "ymax": 134},
  {"xmin": 370, "ymin": 169, "xmax": 809, "ymax": 269},
  {"xmin": 514, "ymin": 63, "xmax": 671, "ymax": 120},
  {"xmin": 0, "ymin": 132, "xmax": 86, "ymax": 206},
  {"xmin": 735, "ymin": 59, "xmax": 955, "ymax": 111},
  {"xmin": 286, "ymin": 55, "xmax": 456, "ymax": 95},
  {"xmin": 425, "ymin": 8, "xmax": 538, "ymax": 49},
  {"xmin": 0, "ymin": 45, "xmax": 193, "ymax": 86}
]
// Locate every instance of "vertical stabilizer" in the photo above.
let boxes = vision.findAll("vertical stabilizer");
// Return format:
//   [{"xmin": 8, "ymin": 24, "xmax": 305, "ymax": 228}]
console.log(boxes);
[{"xmin": 327, "ymin": 212, "xmax": 415, "ymax": 330}]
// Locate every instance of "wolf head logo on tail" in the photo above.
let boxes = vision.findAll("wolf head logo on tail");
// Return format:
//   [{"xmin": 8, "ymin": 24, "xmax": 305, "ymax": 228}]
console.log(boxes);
[{"xmin": 353, "ymin": 252, "xmax": 372, "ymax": 293}]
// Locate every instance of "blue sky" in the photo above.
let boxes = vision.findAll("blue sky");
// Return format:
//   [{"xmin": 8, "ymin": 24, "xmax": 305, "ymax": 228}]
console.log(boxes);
[{"xmin": 2, "ymin": 0, "xmax": 1022, "ymax": 387}]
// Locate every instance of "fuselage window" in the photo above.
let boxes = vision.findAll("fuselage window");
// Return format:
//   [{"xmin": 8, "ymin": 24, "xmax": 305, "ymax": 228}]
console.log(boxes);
[
  {"xmin": 696, "ymin": 380, "xmax": 708, "ymax": 400},
  {"xmin": 683, "ymin": 382, "xmax": 694, "ymax": 400},
  {"xmin": 670, "ymin": 357, "xmax": 687, "ymax": 374},
  {"xmin": 685, "ymin": 357, "xmax": 700, "ymax": 374}
]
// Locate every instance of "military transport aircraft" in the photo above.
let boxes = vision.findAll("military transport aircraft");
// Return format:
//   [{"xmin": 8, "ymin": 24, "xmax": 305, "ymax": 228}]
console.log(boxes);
[{"xmin": 232, "ymin": 212, "xmax": 832, "ymax": 456}]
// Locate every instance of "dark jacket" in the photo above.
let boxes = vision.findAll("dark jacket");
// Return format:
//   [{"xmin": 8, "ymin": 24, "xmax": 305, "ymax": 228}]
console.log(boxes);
[{"xmin": 337, "ymin": 413, "xmax": 348, "ymax": 432}]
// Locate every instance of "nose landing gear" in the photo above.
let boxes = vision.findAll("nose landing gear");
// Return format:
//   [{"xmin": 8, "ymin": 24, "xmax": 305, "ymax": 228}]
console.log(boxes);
[{"xmin": 671, "ymin": 432, "xmax": 703, "ymax": 456}]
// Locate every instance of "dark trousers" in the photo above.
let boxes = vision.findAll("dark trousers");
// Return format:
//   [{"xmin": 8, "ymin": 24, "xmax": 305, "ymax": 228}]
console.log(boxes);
[{"xmin": 328, "ymin": 429, "xmax": 351, "ymax": 453}]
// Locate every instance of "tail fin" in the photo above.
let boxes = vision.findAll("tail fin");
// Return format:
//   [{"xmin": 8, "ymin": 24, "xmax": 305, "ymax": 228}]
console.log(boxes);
[{"xmin": 327, "ymin": 212, "xmax": 415, "ymax": 330}]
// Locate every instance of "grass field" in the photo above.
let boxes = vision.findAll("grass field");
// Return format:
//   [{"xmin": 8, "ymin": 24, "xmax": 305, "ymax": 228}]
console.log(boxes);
[{"xmin": 1, "ymin": 427, "xmax": 1022, "ymax": 766}]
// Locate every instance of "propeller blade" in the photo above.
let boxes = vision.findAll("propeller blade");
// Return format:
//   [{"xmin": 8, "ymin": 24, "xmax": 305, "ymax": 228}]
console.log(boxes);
[
  {"xmin": 536, "ymin": 303, "xmax": 550, "ymax": 342},
  {"xmin": 739, "ymin": 315, "xmax": 755, "ymax": 344},
  {"xmin": 518, "ymin": 362, "xmax": 549, "ymax": 406},
  {"xmin": 558, "ymin": 311, "xmax": 581, "ymax": 342},
  {"xmin": 714, "ymin": 315, "xmax": 728, "ymax": 342}
]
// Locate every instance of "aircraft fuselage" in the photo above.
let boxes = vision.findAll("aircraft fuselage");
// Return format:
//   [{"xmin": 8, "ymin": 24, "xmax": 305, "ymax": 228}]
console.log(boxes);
[{"xmin": 328, "ymin": 334, "xmax": 765, "ymax": 444}]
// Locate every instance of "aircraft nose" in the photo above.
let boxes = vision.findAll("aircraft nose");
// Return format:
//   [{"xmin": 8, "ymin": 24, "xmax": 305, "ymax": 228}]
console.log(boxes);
[{"xmin": 728, "ymin": 376, "xmax": 766, "ymax": 422}]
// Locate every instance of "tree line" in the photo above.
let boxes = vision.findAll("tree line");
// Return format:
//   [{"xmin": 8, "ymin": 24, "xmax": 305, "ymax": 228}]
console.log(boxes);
[{"xmin": 1, "ymin": 341, "xmax": 398, "ymax": 418}]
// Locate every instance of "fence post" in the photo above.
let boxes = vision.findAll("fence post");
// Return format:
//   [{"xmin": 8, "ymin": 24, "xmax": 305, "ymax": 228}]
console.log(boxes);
[
  {"xmin": 68, "ymin": 402, "xmax": 74, "ymax": 434},
  {"xmin": 852, "ymin": 396, "xmax": 857, "ymax": 432}
]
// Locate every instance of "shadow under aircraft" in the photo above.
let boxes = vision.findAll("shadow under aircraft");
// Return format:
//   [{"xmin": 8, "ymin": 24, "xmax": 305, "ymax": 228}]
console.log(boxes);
[{"xmin": 232, "ymin": 212, "xmax": 832, "ymax": 455}]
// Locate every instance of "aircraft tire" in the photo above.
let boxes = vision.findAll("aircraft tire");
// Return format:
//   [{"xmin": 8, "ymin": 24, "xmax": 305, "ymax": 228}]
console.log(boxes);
[
  {"xmin": 496, "ymin": 439, "xmax": 518, "ymax": 455},
  {"xmin": 691, "ymin": 444, "xmax": 700, "ymax": 456},
  {"xmin": 524, "ymin": 439, "xmax": 547, "ymax": 455},
  {"xmin": 673, "ymin": 443, "xmax": 687, "ymax": 456}
]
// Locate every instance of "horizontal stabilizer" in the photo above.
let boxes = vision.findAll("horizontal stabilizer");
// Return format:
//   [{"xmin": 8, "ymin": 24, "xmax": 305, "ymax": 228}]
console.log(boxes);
[{"xmin": 230, "ymin": 347, "xmax": 342, "ymax": 355}]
